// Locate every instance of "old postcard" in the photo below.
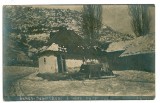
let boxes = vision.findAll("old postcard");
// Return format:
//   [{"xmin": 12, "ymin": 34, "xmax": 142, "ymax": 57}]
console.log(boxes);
[{"xmin": 3, "ymin": 4, "xmax": 155, "ymax": 101}]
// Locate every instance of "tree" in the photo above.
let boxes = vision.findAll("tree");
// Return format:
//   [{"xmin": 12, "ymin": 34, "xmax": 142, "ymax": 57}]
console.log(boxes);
[
  {"xmin": 82, "ymin": 5, "xmax": 102, "ymax": 45},
  {"xmin": 128, "ymin": 4, "xmax": 151, "ymax": 37}
]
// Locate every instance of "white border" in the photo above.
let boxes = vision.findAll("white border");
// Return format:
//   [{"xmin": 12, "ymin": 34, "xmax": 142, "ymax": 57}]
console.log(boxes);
[
  {"xmin": 1, "ymin": 0, "xmax": 159, "ymax": 5},
  {"xmin": 0, "ymin": 0, "xmax": 160, "ymax": 103}
]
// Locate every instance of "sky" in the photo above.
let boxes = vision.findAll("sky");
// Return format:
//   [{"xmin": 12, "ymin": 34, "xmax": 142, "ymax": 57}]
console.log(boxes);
[{"xmin": 33, "ymin": 4, "xmax": 155, "ymax": 35}]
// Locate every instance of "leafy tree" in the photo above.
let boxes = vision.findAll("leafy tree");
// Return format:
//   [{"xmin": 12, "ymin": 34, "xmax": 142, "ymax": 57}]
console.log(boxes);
[
  {"xmin": 82, "ymin": 5, "xmax": 102, "ymax": 45},
  {"xmin": 128, "ymin": 4, "xmax": 151, "ymax": 37}
]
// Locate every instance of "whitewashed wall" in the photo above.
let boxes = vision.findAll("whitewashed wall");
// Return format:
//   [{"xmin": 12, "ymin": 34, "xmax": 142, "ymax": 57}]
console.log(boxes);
[
  {"xmin": 38, "ymin": 55, "xmax": 58, "ymax": 73},
  {"xmin": 38, "ymin": 54, "xmax": 103, "ymax": 73},
  {"xmin": 66, "ymin": 59, "xmax": 83, "ymax": 68}
]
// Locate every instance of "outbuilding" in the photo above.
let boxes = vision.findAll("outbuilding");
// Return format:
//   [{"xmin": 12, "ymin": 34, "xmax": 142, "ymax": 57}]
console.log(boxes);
[
  {"xmin": 38, "ymin": 43, "xmax": 67, "ymax": 73},
  {"xmin": 106, "ymin": 34, "xmax": 155, "ymax": 72}
]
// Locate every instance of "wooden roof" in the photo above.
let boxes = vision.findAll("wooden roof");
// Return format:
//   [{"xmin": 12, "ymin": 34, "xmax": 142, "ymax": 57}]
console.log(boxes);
[
  {"xmin": 120, "ymin": 34, "xmax": 155, "ymax": 57},
  {"xmin": 106, "ymin": 40, "xmax": 132, "ymax": 52},
  {"xmin": 48, "ymin": 27, "xmax": 85, "ymax": 47},
  {"xmin": 106, "ymin": 34, "xmax": 155, "ymax": 57}
]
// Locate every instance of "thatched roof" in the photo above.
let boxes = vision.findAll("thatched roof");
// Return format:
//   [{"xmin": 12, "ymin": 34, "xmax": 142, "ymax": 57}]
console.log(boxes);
[
  {"xmin": 106, "ymin": 40, "xmax": 132, "ymax": 52},
  {"xmin": 120, "ymin": 34, "xmax": 155, "ymax": 57},
  {"xmin": 106, "ymin": 34, "xmax": 155, "ymax": 57},
  {"xmin": 47, "ymin": 43, "xmax": 60, "ymax": 51},
  {"xmin": 48, "ymin": 27, "xmax": 84, "ymax": 47},
  {"xmin": 39, "ymin": 43, "xmax": 66, "ymax": 53}
]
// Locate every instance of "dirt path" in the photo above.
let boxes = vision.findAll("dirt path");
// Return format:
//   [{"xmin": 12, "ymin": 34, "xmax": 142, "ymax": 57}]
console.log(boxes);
[
  {"xmin": 10, "ymin": 70, "xmax": 155, "ymax": 96},
  {"xmin": 3, "ymin": 66, "xmax": 38, "ymax": 96}
]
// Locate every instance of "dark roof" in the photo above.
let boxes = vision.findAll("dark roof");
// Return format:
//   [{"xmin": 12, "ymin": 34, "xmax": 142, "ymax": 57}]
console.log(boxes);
[
  {"xmin": 48, "ymin": 27, "xmax": 85, "ymax": 47},
  {"xmin": 39, "ymin": 27, "xmax": 104, "ymax": 57}
]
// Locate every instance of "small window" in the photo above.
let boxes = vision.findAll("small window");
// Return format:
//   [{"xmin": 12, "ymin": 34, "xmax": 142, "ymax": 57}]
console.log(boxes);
[{"xmin": 44, "ymin": 58, "xmax": 46, "ymax": 64}]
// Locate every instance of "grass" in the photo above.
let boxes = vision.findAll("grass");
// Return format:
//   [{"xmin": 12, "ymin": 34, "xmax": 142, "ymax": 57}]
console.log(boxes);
[
  {"xmin": 15, "ymin": 70, "xmax": 155, "ymax": 97},
  {"xmin": 36, "ymin": 72, "xmax": 87, "ymax": 81},
  {"xmin": 36, "ymin": 69, "xmax": 115, "ymax": 81},
  {"xmin": 3, "ymin": 66, "xmax": 38, "ymax": 96},
  {"xmin": 3, "ymin": 66, "xmax": 155, "ymax": 97}
]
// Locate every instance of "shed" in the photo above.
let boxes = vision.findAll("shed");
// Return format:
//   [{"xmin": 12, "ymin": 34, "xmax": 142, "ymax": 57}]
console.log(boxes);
[
  {"xmin": 38, "ymin": 43, "xmax": 67, "ymax": 73},
  {"xmin": 119, "ymin": 34, "xmax": 155, "ymax": 57},
  {"xmin": 38, "ymin": 27, "xmax": 87, "ymax": 73},
  {"xmin": 105, "ymin": 34, "xmax": 155, "ymax": 72}
]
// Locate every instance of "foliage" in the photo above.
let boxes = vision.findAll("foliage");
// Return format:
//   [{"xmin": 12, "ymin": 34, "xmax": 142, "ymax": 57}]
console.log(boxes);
[
  {"xmin": 98, "ymin": 26, "xmax": 135, "ymax": 43},
  {"xmin": 128, "ymin": 4, "xmax": 151, "ymax": 37},
  {"xmin": 3, "ymin": 6, "xmax": 82, "ymax": 35},
  {"xmin": 3, "ymin": 6, "xmax": 83, "ymax": 65},
  {"xmin": 3, "ymin": 5, "xmax": 135, "ymax": 66},
  {"xmin": 82, "ymin": 5, "xmax": 102, "ymax": 45}
]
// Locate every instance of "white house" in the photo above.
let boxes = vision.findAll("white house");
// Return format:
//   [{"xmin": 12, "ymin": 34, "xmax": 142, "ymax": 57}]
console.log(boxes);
[
  {"xmin": 38, "ymin": 43, "xmax": 60, "ymax": 73},
  {"xmin": 38, "ymin": 27, "xmax": 103, "ymax": 73}
]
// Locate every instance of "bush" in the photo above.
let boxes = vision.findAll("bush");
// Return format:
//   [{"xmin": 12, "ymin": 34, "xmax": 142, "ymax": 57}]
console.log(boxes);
[{"xmin": 36, "ymin": 72, "xmax": 87, "ymax": 81}]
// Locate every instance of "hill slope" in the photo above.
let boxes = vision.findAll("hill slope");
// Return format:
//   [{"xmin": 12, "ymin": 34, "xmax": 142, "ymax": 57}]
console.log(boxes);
[{"xmin": 3, "ymin": 6, "xmax": 134, "ymax": 66}]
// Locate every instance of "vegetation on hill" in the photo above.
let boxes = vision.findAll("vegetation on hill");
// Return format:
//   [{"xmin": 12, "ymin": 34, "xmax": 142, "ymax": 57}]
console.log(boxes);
[
  {"xmin": 3, "ymin": 6, "xmax": 134, "ymax": 66},
  {"xmin": 98, "ymin": 26, "xmax": 135, "ymax": 43}
]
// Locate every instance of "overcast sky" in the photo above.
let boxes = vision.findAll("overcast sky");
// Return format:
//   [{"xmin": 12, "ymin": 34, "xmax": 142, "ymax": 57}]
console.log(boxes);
[{"xmin": 34, "ymin": 4, "xmax": 155, "ymax": 35}]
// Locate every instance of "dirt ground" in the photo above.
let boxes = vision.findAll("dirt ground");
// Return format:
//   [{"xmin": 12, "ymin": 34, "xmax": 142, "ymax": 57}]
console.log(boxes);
[
  {"xmin": 3, "ymin": 66, "xmax": 38, "ymax": 96},
  {"xmin": 7, "ymin": 69, "xmax": 155, "ymax": 96}
]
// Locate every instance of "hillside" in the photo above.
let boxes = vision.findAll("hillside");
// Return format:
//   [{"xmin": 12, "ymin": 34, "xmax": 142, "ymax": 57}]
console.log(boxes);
[
  {"xmin": 98, "ymin": 26, "xmax": 135, "ymax": 43},
  {"xmin": 3, "ymin": 6, "xmax": 82, "ymax": 34},
  {"xmin": 3, "ymin": 6, "xmax": 83, "ymax": 65},
  {"xmin": 3, "ymin": 6, "xmax": 135, "ymax": 66}
]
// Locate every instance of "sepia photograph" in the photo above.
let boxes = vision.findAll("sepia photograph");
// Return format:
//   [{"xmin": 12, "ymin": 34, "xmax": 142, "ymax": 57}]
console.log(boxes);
[{"xmin": 3, "ymin": 4, "xmax": 155, "ymax": 101}]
